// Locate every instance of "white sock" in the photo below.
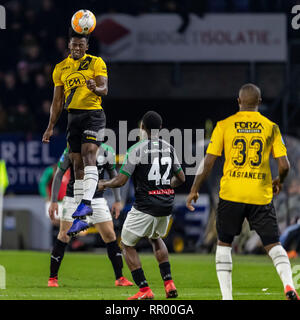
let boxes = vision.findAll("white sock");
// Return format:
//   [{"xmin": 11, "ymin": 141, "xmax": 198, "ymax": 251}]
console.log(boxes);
[
  {"xmin": 216, "ymin": 245, "xmax": 233, "ymax": 300},
  {"xmin": 74, "ymin": 180, "xmax": 83, "ymax": 205},
  {"xmin": 268, "ymin": 245, "xmax": 295, "ymax": 289},
  {"xmin": 82, "ymin": 166, "xmax": 98, "ymax": 202}
]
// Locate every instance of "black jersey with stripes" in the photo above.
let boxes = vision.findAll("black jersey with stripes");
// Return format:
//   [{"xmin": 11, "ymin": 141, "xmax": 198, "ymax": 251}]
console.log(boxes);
[
  {"xmin": 57, "ymin": 144, "xmax": 116, "ymax": 198},
  {"xmin": 120, "ymin": 138, "xmax": 182, "ymax": 217}
]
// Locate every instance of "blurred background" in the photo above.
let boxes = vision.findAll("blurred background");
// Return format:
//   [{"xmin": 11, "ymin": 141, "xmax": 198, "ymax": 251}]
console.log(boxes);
[{"xmin": 1, "ymin": 0, "xmax": 300, "ymax": 257}]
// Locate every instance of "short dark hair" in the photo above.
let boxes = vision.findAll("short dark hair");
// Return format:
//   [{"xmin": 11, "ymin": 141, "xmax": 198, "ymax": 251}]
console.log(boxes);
[
  {"xmin": 68, "ymin": 27, "xmax": 90, "ymax": 43},
  {"xmin": 142, "ymin": 111, "xmax": 162, "ymax": 130}
]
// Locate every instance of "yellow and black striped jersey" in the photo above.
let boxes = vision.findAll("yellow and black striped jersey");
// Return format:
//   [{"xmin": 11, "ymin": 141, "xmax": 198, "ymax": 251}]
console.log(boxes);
[
  {"xmin": 206, "ymin": 111, "xmax": 287, "ymax": 205},
  {"xmin": 52, "ymin": 54, "xmax": 107, "ymax": 111}
]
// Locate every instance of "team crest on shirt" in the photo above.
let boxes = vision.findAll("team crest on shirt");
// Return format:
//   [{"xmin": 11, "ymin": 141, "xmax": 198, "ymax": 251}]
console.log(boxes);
[{"xmin": 78, "ymin": 57, "xmax": 92, "ymax": 71}]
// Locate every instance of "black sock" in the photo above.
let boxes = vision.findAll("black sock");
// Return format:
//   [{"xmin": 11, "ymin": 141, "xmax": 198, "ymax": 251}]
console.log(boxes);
[
  {"xmin": 159, "ymin": 262, "xmax": 172, "ymax": 281},
  {"xmin": 81, "ymin": 199, "xmax": 91, "ymax": 206},
  {"xmin": 106, "ymin": 240, "xmax": 123, "ymax": 280},
  {"xmin": 131, "ymin": 268, "xmax": 148, "ymax": 288},
  {"xmin": 50, "ymin": 239, "xmax": 68, "ymax": 278}
]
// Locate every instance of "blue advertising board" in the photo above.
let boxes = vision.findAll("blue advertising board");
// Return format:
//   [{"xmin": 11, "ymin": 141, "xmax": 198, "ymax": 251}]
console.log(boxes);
[{"xmin": 0, "ymin": 134, "xmax": 66, "ymax": 194}]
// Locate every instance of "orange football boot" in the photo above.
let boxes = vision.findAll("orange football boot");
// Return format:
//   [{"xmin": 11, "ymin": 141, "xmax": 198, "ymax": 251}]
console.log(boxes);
[
  {"xmin": 115, "ymin": 276, "xmax": 134, "ymax": 287},
  {"xmin": 127, "ymin": 287, "xmax": 154, "ymax": 300},
  {"xmin": 285, "ymin": 285, "xmax": 300, "ymax": 300},
  {"xmin": 164, "ymin": 280, "xmax": 178, "ymax": 298},
  {"xmin": 48, "ymin": 277, "xmax": 59, "ymax": 287}
]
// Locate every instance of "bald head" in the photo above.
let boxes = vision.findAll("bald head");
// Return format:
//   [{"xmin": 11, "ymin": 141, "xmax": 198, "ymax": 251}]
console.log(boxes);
[{"xmin": 238, "ymin": 83, "xmax": 262, "ymax": 110}]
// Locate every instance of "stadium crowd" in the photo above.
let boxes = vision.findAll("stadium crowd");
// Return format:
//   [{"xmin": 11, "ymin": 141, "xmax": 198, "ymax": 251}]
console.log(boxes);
[{"xmin": 0, "ymin": 0, "xmax": 298, "ymax": 135}]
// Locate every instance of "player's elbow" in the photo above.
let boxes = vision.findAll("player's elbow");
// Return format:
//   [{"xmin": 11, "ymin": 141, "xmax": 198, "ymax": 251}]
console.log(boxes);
[
  {"xmin": 278, "ymin": 157, "xmax": 290, "ymax": 174},
  {"xmin": 116, "ymin": 174, "xmax": 128, "ymax": 187},
  {"xmin": 180, "ymin": 174, "xmax": 186, "ymax": 184},
  {"xmin": 281, "ymin": 160, "xmax": 290, "ymax": 174},
  {"xmin": 177, "ymin": 170, "xmax": 186, "ymax": 185}
]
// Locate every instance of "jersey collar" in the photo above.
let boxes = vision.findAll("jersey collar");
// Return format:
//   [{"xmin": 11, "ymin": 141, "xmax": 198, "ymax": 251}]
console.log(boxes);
[{"xmin": 237, "ymin": 111, "xmax": 260, "ymax": 114}]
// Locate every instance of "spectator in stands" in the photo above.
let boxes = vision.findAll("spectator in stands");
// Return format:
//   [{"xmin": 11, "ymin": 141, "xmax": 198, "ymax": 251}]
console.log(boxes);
[
  {"xmin": 7, "ymin": 101, "xmax": 36, "ymax": 133},
  {"xmin": 0, "ymin": 103, "xmax": 8, "ymax": 132},
  {"xmin": 16, "ymin": 61, "xmax": 33, "ymax": 98},
  {"xmin": 286, "ymin": 179, "xmax": 300, "ymax": 224},
  {"xmin": 34, "ymin": 73, "xmax": 52, "ymax": 108},
  {"xmin": 37, "ymin": 100, "xmax": 52, "ymax": 134},
  {"xmin": 1, "ymin": 72, "xmax": 20, "ymax": 109}
]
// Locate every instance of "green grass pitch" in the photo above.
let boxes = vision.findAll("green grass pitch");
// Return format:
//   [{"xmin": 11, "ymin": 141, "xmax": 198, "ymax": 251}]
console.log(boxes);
[{"xmin": 0, "ymin": 250, "xmax": 298, "ymax": 300}]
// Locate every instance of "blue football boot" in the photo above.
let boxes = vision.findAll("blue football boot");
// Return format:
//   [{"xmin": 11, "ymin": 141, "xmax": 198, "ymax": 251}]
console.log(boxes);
[
  {"xmin": 67, "ymin": 219, "xmax": 89, "ymax": 237},
  {"xmin": 72, "ymin": 203, "xmax": 93, "ymax": 220}
]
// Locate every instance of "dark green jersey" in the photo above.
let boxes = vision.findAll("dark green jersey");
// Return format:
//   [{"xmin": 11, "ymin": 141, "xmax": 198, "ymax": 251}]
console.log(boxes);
[{"xmin": 120, "ymin": 138, "xmax": 182, "ymax": 217}]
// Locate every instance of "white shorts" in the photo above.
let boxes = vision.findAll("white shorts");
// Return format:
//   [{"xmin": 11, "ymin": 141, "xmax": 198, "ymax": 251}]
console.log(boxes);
[
  {"xmin": 121, "ymin": 207, "xmax": 170, "ymax": 247},
  {"xmin": 61, "ymin": 196, "xmax": 112, "ymax": 225}
]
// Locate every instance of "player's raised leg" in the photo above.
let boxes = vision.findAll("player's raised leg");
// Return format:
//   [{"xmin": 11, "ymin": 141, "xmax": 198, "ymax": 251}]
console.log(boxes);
[
  {"xmin": 71, "ymin": 149, "xmax": 97, "ymax": 220},
  {"xmin": 72, "ymin": 153, "xmax": 84, "ymax": 206},
  {"xmin": 150, "ymin": 238, "xmax": 177, "ymax": 298},
  {"xmin": 94, "ymin": 221, "xmax": 133, "ymax": 287}
]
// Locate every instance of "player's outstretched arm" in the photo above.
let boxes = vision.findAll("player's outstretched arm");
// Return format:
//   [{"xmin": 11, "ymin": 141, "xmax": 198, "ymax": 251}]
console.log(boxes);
[
  {"xmin": 98, "ymin": 173, "xmax": 129, "ymax": 191},
  {"xmin": 186, "ymin": 153, "xmax": 218, "ymax": 211},
  {"xmin": 42, "ymin": 86, "xmax": 64, "ymax": 143},
  {"xmin": 273, "ymin": 155, "xmax": 290, "ymax": 195},
  {"xmin": 107, "ymin": 168, "xmax": 122, "ymax": 219},
  {"xmin": 170, "ymin": 169, "xmax": 185, "ymax": 188}
]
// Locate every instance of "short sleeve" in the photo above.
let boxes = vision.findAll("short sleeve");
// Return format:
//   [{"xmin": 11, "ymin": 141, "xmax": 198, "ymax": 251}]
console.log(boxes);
[
  {"xmin": 94, "ymin": 57, "xmax": 108, "ymax": 77},
  {"xmin": 52, "ymin": 65, "xmax": 64, "ymax": 87},
  {"xmin": 272, "ymin": 125, "xmax": 287, "ymax": 158},
  {"xmin": 119, "ymin": 146, "xmax": 140, "ymax": 177},
  {"xmin": 104, "ymin": 148, "xmax": 116, "ymax": 171},
  {"xmin": 57, "ymin": 148, "xmax": 71, "ymax": 173},
  {"xmin": 206, "ymin": 121, "xmax": 224, "ymax": 156}
]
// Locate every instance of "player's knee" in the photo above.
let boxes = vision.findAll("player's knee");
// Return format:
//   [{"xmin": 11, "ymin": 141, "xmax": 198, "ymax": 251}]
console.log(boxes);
[
  {"xmin": 102, "ymin": 231, "xmax": 116, "ymax": 243},
  {"xmin": 120, "ymin": 241, "xmax": 133, "ymax": 251},
  {"xmin": 150, "ymin": 238, "xmax": 168, "ymax": 258}
]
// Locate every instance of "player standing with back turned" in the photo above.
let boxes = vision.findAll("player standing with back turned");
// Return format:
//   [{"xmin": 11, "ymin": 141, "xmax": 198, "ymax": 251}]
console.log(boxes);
[
  {"xmin": 186, "ymin": 84, "xmax": 299, "ymax": 300},
  {"xmin": 42, "ymin": 29, "xmax": 108, "ymax": 235}
]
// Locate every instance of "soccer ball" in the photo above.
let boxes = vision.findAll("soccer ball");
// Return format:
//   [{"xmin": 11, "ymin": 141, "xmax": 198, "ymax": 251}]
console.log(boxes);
[{"xmin": 71, "ymin": 9, "xmax": 96, "ymax": 35}]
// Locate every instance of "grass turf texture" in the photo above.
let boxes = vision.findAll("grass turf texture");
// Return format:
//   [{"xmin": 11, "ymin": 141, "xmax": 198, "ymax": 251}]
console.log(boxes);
[{"xmin": 0, "ymin": 250, "xmax": 298, "ymax": 300}]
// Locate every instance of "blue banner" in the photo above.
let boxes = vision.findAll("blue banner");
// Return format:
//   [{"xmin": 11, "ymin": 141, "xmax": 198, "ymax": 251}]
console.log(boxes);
[{"xmin": 0, "ymin": 134, "xmax": 66, "ymax": 194}]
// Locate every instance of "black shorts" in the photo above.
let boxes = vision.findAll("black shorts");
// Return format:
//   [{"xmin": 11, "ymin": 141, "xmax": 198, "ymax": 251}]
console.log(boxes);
[
  {"xmin": 67, "ymin": 109, "xmax": 106, "ymax": 153},
  {"xmin": 216, "ymin": 198, "xmax": 280, "ymax": 246}
]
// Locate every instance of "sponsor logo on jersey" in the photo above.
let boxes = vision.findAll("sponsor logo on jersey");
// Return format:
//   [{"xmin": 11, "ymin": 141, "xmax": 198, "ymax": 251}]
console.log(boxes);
[
  {"xmin": 65, "ymin": 72, "xmax": 87, "ymax": 89},
  {"xmin": 148, "ymin": 189, "xmax": 174, "ymax": 195},
  {"xmin": 235, "ymin": 121, "xmax": 264, "ymax": 133},
  {"xmin": 86, "ymin": 136, "xmax": 97, "ymax": 141}
]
